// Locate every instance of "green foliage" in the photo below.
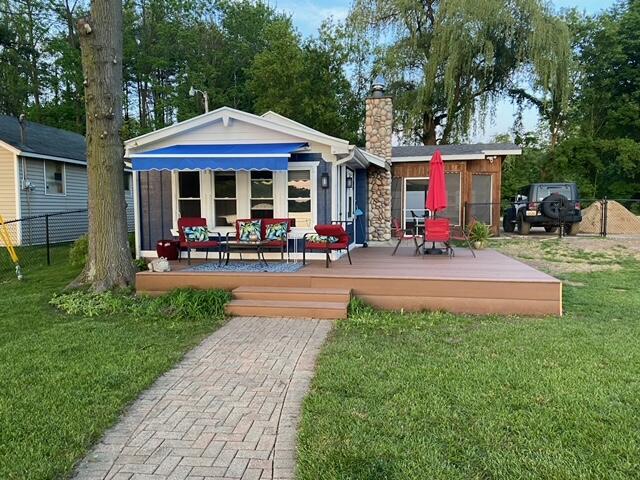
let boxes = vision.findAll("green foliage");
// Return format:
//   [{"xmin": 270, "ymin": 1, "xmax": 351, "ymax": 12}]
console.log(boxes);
[
  {"xmin": 348, "ymin": 0, "xmax": 571, "ymax": 144},
  {"xmin": 0, "ymin": 252, "xmax": 228, "ymax": 478},
  {"xmin": 299, "ymin": 257, "xmax": 640, "ymax": 479},
  {"xmin": 69, "ymin": 234, "xmax": 88, "ymax": 267},
  {"xmin": 468, "ymin": 221, "xmax": 492, "ymax": 244},
  {"xmin": 50, "ymin": 288, "xmax": 231, "ymax": 321}
]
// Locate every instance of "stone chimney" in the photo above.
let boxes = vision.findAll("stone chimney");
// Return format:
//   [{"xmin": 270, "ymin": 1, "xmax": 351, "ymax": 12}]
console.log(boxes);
[{"xmin": 365, "ymin": 76, "xmax": 392, "ymax": 242}]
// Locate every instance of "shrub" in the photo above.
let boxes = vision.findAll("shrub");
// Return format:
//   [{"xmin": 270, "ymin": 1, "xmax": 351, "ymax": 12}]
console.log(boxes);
[
  {"xmin": 469, "ymin": 221, "xmax": 493, "ymax": 244},
  {"xmin": 69, "ymin": 234, "xmax": 88, "ymax": 267},
  {"xmin": 50, "ymin": 288, "xmax": 231, "ymax": 321}
]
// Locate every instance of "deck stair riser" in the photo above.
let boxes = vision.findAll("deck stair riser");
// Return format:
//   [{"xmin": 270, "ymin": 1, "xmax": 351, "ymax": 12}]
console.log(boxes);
[
  {"xmin": 226, "ymin": 286, "xmax": 351, "ymax": 319},
  {"xmin": 233, "ymin": 286, "xmax": 351, "ymax": 303}
]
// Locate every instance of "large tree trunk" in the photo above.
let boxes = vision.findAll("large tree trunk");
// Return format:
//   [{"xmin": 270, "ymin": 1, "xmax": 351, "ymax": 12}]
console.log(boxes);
[{"xmin": 74, "ymin": 0, "xmax": 135, "ymax": 291}]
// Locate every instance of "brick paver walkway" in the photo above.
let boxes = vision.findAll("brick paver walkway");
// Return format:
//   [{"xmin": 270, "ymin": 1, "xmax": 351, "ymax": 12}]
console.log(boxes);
[{"xmin": 73, "ymin": 317, "xmax": 333, "ymax": 480}]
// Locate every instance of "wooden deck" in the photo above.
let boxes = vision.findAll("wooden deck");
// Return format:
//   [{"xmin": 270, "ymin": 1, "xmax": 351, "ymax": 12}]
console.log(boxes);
[{"xmin": 137, "ymin": 247, "xmax": 562, "ymax": 316}]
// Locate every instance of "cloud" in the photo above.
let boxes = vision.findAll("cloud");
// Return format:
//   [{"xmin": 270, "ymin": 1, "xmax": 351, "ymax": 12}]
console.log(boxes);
[{"xmin": 273, "ymin": 0, "xmax": 350, "ymax": 35}]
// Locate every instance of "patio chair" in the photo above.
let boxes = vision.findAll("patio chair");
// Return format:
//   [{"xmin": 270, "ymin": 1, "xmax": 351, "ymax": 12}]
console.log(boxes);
[
  {"xmin": 391, "ymin": 218, "xmax": 423, "ymax": 256},
  {"xmin": 177, "ymin": 217, "xmax": 223, "ymax": 265},
  {"xmin": 424, "ymin": 218, "xmax": 454, "ymax": 258},
  {"xmin": 303, "ymin": 224, "xmax": 352, "ymax": 268},
  {"xmin": 451, "ymin": 223, "xmax": 477, "ymax": 258}
]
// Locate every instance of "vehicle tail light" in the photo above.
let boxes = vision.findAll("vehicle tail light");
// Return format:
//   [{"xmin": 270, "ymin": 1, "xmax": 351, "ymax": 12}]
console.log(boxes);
[
  {"xmin": 528, "ymin": 202, "xmax": 538, "ymax": 210},
  {"xmin": 575, "ymin": 202, "xmax": 580, "ymax": 210}
]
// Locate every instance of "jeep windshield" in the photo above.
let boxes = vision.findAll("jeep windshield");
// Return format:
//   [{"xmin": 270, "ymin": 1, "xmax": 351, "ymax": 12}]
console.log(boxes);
[{"xmin": 535, "ymin": 185, "xmax": 573, "ymax": 201}]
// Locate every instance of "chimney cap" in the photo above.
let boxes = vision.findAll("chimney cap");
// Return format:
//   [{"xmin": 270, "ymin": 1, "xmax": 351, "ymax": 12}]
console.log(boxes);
[{"xmin": 371, "ymin": 75, "xmax": 386, "ymax": 97}]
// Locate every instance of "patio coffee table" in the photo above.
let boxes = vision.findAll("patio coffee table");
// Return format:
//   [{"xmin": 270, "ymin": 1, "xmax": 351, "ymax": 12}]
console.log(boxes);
[{"xmin": 223, "ymin": 240, "xmax": 270, "ymax": 266}]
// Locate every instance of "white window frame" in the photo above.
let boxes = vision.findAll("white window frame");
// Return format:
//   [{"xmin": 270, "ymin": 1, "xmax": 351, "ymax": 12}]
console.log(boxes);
[
  {"xmin": 44, "ymin": 160, "xmax": 66, "ymax": 196},
  {"xmin": 402, "ymin": 176, "xmax": 429, "ymax": 230},
  {"xmin": 249, "ymin": 171, "xmax": 274, "ymax": 218},
  {"xmin": 174, "ymin": 171, "xmax": 203, "ymax": 222},
  {"xmin": 212, "ymin": 171, "xmax": 238, "ymax": 228},
  {"xmin": 288, "ymin": 162, "xmax": 318, "ymax": 230}
]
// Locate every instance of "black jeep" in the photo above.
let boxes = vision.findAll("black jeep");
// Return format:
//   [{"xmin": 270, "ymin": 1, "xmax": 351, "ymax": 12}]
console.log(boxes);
[{"xmin": 503, "ymin": 183, "xmax": 582, "ymax": 235}]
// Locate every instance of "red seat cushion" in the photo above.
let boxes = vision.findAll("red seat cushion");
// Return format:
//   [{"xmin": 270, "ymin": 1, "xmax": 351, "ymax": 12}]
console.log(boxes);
[
  {"xmin": 305, "ymin": 241, "xmax": 349, "ymax": 250},
  {"xmin": 313, "ymin": 224, "xmax": 349, "ymax": 245}
]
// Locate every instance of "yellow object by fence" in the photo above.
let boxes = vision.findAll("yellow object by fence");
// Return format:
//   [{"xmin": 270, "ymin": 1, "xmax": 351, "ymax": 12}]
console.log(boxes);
[{"xmin": 0, "ymin": 214, "xmax": 22, "ymax": 280}]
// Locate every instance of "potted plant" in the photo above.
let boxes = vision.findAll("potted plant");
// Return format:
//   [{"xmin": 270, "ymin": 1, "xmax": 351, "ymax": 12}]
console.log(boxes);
[{"xmin": 469, "ymin": 221, "xmax": 492, "ymax": 249}]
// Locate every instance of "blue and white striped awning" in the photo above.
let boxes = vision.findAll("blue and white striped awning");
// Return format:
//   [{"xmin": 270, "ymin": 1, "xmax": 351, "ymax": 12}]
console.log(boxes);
[{"xmin": 130, "ymin": 143, "xmax": 308, "ymax": 171}]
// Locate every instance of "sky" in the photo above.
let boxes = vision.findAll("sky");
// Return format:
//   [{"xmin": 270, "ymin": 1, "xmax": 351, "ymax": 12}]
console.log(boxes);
[{"xmin": 271, "ymin": 0, "xmax": 618, "ymax": 142}]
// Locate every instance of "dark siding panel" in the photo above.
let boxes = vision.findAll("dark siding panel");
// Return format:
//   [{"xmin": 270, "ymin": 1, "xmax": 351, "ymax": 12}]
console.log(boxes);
[
  {"xmin": 139, "ymin": 171, "xmax": 173, "ymax": 251},
  {"xmin": 355, "ymin": 168, "xmax": 368, "ymax": 243}
]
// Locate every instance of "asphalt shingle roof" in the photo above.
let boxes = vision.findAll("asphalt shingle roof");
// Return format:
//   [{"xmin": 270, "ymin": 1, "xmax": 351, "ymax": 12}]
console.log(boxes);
[
  {"xmin": 0, "ymin": 115, "xmax": 86, "ymax": 162},
  {"xmin": 392, "ymin": 142, "xmax": 521, "ymax": 158}
]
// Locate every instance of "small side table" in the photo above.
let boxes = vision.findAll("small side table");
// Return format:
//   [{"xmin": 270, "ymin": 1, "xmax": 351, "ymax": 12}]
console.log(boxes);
[
  {"xmin": 286, "ymin": 231, "xmax": 306, "ymax": 263},
  {"xmin": 156, "ymin": 239, "xmax": 180, "ymax": 260}
]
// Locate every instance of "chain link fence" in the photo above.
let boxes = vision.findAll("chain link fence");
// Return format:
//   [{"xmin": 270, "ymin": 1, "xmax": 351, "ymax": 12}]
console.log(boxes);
[
  {"xmin": 0, "ymin": 209, "xmax": 88, "ymax": 280},
  {"xmin": 463, "ymin": 197, "xmax": 640, "ymax": 238}
]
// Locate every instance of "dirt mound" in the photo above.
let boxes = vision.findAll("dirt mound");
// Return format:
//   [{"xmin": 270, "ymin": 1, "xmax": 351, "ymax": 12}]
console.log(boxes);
[{"xmin": 580, "ymin": 200, "xmax": 640, "ymax": 234}]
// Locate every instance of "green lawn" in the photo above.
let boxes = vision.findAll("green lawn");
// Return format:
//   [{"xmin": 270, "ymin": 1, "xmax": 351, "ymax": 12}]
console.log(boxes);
[
  {"xmin": 0, "ymin": 254, "xmax": 228, "ymax": 479},
  {"xmin": 298, "ymin": 254, "xmax": 640, "ymax": 479}
]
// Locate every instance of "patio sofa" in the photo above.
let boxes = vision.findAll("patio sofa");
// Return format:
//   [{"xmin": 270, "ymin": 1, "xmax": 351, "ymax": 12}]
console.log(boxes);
[{"xmin": 227, "ymin": 218, "xmax": 295, "ymax": 259}]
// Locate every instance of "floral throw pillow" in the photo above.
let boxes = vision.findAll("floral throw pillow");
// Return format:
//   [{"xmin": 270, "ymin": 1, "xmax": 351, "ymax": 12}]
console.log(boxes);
[
  {"xmin": 239, "ymin": 220, "xmax": 262, "ymax": 241},
  {"xmin": 307, "ymin": 233, "xmax": 339, "ymax": 243},
  {"xmin": 265, "ymin": 222, "xmax": 288, "ymax": 241},
  {"xmin": 184, "ymin": 226, "xmax": 208, "ymax": 242}
]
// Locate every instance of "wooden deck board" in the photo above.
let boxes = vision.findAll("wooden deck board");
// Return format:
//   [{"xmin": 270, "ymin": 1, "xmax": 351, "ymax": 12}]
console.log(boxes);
[{"xmin": 137, "ymin": 247, "xmax": 562, "ymax": 316}]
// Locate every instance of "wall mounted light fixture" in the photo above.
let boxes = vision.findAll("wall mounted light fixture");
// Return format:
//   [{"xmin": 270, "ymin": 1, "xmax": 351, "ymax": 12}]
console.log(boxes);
[{"xmin": 321, "ymin": 172, "xmax": 330, "ymax": 189}]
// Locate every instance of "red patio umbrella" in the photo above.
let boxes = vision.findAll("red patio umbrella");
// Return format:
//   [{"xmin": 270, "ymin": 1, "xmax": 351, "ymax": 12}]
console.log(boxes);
[{"xmin": 426, "ymin": 149, "xmax": 447, "ymax": 215}]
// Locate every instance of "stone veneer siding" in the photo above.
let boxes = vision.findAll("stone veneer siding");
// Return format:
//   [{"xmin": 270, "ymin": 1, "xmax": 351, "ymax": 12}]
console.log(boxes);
[{"xmin": 365, "ymin": 96, "xmax": 393, "ymax": 241}]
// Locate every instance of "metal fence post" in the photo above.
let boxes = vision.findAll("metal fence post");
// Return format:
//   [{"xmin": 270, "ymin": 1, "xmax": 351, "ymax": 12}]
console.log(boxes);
[
  {"xmin": 45, "ymin": 214, "xmax": 51, "ymax": 266},
  {"xmin": 602, "ymin": 197, "xmax": 608, "ymax": 237}
]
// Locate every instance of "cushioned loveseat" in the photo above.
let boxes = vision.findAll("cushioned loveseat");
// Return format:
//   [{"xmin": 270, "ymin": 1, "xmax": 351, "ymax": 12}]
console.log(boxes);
[{"xmin": 227, "ymin": 218, "xmax": 295, "ymax": 259}]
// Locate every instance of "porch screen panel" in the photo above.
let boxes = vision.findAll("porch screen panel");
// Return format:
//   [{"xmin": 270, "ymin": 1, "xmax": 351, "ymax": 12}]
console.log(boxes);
[
  {"xmin": 470, "ymin": 174, "xmax": 492, "ymax": 224},
  {"xmin": 404, "ymin": 178, "xmax": 428, "ymax": 230},
  {"xmin": 443, "ymin": 172, "xmax": 461, "ymax": 225},
  {"xmin": 288, "ymin": 170, "xmax": 312, "ymax": 228},
  {"xmin": 178, "ymin": 172, "xmax": 201, "ymax": 218},
  {"xmin": 250, "ymin": 172, "xmax": 273, "ymax": 219},
  {"xmin": 214, "ymin": 172, "xmax": 236, "ymax": 226}
]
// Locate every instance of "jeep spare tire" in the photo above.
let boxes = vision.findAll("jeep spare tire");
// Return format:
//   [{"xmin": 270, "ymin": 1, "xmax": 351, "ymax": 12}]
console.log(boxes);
[{"xmin": 541, "ymin": 193, "xmax": 570, "ymax": 219}]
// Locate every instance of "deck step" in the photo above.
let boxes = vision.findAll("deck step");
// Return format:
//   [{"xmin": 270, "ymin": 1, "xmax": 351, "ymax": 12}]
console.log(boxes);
[
  {"xmin": 233, "ymin": 286, "xmax": 351, "ymax": 303},
  {"xmin": 225, "ymin": 299, "xmax": 348, "ymax": 319}
]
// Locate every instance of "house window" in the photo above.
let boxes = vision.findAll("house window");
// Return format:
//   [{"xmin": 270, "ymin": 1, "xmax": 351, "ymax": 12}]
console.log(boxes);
[
  {"xmin": 178, "ymin": 171, "xmax": 201, "ymax": 218},
  {"xmin": 250, "ymin": 171, "xmax": 273, "ymax": 219},
  {"xmin": 214, "ymin": 172, "xmax": 237, "ymax": 226},
  {"xmin": 443, "ymin": 172, "xmax": 461, "ymax": 225},
  {"xmin": 470, "ymin": 174, "xmax": 493, "ymax": 225},
  {"xmin": 404, "ymin": 178, "xmax": 429, "ymax": 230},
  {"xmin": 44, "ymin": 160, "xmax": 65, "ymax": 195},
  {"xmin": 123, "ymin": 172, "xmax": 132, "ymax": 192},
  {"xmin": 288, "ymin": 170, "xmax": 312, "ymax": 228}
]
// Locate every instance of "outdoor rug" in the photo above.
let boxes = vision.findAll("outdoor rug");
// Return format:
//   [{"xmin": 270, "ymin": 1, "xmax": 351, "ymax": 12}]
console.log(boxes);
[{"xmin": 183, "ymin": 261, "xmax": 305, "ymax": 273}]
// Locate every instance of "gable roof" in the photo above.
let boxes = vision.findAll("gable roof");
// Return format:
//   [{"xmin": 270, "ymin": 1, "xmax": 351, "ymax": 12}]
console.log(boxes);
[
  {"xmin": 0, "ymin": 115, "xmax": 86, "ymax": 162},
  {"xmin": 392, "ymin": 143, "xmax": 521, "ymax": 160},
  {"xmin": 124, "ymin": 107, "xmax": 351, "ymax": 155}
]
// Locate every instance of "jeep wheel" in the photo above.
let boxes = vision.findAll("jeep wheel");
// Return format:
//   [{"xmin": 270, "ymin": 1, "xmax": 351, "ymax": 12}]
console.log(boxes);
[
  {"xmin": 503, "ymin": 208, "xmax": 516, "ymax": 233},
  {"xmin": 518, "ymin": 216, "xmax": 531, "ymax": 235},
  {"xmin": 544, "ymin": 226, "xmax": 558, "ymax": 233},
  {"xmin": 567, "ymin": 223, "xmax": 581, "ymax": 236}
]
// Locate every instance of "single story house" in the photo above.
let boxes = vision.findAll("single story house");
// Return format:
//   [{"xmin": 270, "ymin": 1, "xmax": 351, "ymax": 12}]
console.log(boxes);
[
  {"xmin": 0, "ymin": 115, "xmax": 134, "ymax": 245},
  {"xmin": 126, "ymin": 81, "xmax": 521, "ymax": 258}
]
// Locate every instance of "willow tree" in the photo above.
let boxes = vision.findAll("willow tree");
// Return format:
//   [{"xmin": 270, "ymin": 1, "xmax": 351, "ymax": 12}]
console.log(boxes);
[
  {"xmin": 348, "ymin": 0, "xmax": 572, "ymax": 145},
  {"xmin": 75, "ymin": 0, "xmax": 135, "ymax": 290}
]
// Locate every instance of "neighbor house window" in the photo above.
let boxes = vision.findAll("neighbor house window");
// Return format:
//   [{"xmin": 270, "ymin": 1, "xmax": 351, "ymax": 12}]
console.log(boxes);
[
  {"xmin": 178, "ymin": 171, "xmax": 201, "ymax": 217},
  {"xmin": 250, "ymin": 171, "xmax": 273, "ymax": 219},
  {"xmin": 214, "ymin": 172, "xmax": 237, "ymax": 226},
  {"xmin": 44, "ymin": 160, "xmax": 65, "ymax": 195},
  {"xmin": 288, "ymin": 170, "xmax": 312, "ymax": 228},
  {"xmin": 470, "ymin": 174, "xmax": 493, "ymax": 224},
  {"xmin": 443, "ymin": 172, "xmax": 461, "ymax": 225}
]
